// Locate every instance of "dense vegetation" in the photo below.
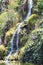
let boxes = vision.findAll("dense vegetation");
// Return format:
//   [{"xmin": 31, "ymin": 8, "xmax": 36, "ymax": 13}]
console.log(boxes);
[{"xmin": 0, "ymin": 0, "xmax": 43, "ymax": 65}]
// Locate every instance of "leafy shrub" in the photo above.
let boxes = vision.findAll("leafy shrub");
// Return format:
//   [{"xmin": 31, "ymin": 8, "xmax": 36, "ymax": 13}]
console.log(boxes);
[
  {"xmin": 27, "ymin": 14, "xmax": 38, "ymax": 24},
  {"xmin": 0, "ymin": 45, "xmax": 6, "ymax": 60},
  {"xmin": 8, "ymin": 0, "xmax": 21, "ymax": 9},
  {"xmin": 37, "ymin": 0, "xmax": 43, "ymax": 10},
  {"xmin": 38, "ymin": 19, "xmax": 43, "ymax": 28},
  {"xmin": 0, "ymin": 12, "xmax": 8, "ymax": 36},
  {"xmin": 21, "ymin": 28, "xmax": 43, "ymax": 64},
  {"xmin": 0, "ymin": 12, "xmax": 8, "ymax": 27},
  {"xmin": 26, "ymin": 14, "xmax": 38, "ymax": 30}
]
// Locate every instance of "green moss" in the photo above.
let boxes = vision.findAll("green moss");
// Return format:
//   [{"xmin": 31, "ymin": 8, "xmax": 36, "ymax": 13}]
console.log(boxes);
[{"xmin": 27, "ymin": 14, "xmax": 38, "ymax": 24}]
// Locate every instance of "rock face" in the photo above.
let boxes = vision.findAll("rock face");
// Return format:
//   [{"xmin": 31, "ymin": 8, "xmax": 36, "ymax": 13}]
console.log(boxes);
[{"xmin": 21, "ymin": 29, "xmax": 43, "ymax": 64}]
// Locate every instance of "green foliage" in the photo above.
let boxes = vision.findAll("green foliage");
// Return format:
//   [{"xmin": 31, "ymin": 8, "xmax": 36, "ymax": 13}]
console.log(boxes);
[
  {"xmin": 0, "ymin": 0, "xmax": 43, "ymax": 65},
  {"xmin": 37, "ymin": 0, "xmax": 43, "ymax": 10},
  {"xmin": 38, "ymin": 19, "xmax": 43, "ymax": 28},
  {"xmin": 21, "ymin": 28, "xmax": 43, "ymax": 63},
  {"xmin": 0, "ymin": 10, "xmax": 19, "ymax": 27},
  {"xmin": 27, "ymin": 14, "xmax": 38, "ymax": 24},
  {"xmin": 33, "ymin": 0, "xmax": 43, "ymax": 15},
  {"xmin": 20, "ymin": 29, "xmax": 28, "ymax": 47},
  {"xmin": 20, "ymin": 35, "xmax": 28, "ymax": 46},
  {"xmin": 0, "ymin": 10, "xmax": 19, "ymax": 37},
  {"xmin": 0, "ymin": 12, "xmax": 8, "ymax": 27},
  {"xmin": 8, "ymin": 0, "xmax": 21, "ymax": 9},
  {"xmin": 0, "ymin": 12, "xmax": 8, "ymax": 36},
  {"xmin": 0, "ymin": 45, "xmax": 6, "ymax": 60}
]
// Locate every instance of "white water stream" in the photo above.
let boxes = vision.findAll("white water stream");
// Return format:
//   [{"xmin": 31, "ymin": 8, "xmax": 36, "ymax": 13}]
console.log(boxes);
[
  {"xmin": 4, "ymin": 0, "xmax": 33, "ymax": 65},
  {"xmin": 24, "ymin": 0, "xmax": 33, "ymax": 21}
]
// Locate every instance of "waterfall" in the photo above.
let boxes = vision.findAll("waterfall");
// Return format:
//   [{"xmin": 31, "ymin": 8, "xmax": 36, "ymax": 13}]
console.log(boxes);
[
  {"xmin": 8, "ymin": 23, "xmax": 22, "ymax": 56},
  {"xmin": 5, "ymin": 28, "xmax": 17, "ymax": 61},
  {"xmin": 24, "ymin": 0, "xmax": 33, "ymax": 21},
  {"xmin": 5, "ymin": 0, "xmax": 33, "ymax": 65},
  {"xmin": 5, "ymin": 23, "xmax": 22, "ymax": 61},
  {"xmin": 16, "ymin": 23, "xmax": 22, "ymax": 52}
]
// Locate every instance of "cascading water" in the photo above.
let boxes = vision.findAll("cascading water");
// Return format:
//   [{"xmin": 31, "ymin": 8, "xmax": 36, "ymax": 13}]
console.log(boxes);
[
  {"xmin": 5, "ymin": 0, "xmax": 33, "ymax": 65},
  {"xmin": 24, "ymin": 0, "xmax": 33, "ymax": 21},
  {"xmin": 6, "ymin": 32, "xmax": 16, "ymax": 60},
  {"xmin": 16, "ymin": 23, "xmax": 22, "ymax": 52},
  {"xmin": 5, "ymin": 23, "xmax": 22, "ymax": 65},
  {"xmin": 5, "ymin": 29, "xmax": 17, "ymax": 65}
]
